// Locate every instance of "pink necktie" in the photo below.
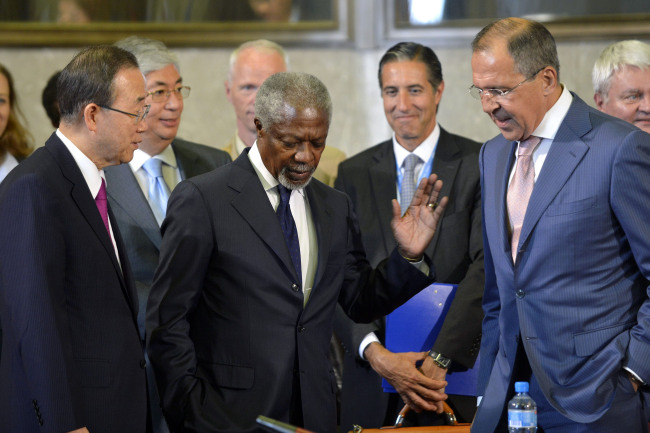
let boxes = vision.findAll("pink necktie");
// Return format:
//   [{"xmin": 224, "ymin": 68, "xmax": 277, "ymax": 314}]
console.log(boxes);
[
  {"xmin": 507, "ymin": 136, "xmax": 541, "ymax": 263},
  {"xmin": 95, "ymin": 178, "xmax": 112, "ymax": 241}
]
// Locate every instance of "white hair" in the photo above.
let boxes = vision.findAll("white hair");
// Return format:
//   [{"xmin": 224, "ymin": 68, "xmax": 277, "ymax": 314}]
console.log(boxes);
[{"xmin": 592, "ymin": 40, "xmax": 650, "ymax": 99}]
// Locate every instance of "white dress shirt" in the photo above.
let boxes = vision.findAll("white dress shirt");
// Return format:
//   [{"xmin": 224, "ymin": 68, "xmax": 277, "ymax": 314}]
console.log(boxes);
[{"xmin": 393, "ymin": 123, "xmax": 440, "ymax": 202}]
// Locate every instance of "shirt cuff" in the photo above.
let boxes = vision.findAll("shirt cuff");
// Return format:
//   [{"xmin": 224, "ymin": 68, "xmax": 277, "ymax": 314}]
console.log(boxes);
[
  {"xmin": 359, "ymin": 332, "xmax": 380, "ymax": 359},
  {"xmin": 410, "ymin": 258, "xmax": 429, "ymax": 276}
]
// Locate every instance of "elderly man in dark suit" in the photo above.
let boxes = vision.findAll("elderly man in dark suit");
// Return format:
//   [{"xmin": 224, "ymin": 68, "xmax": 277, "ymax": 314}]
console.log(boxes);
[
  {"xmin": 147, "ymin": 71, "xmax": 450, "ymax": 433},
  {"xmin": 333, "ymin": 42, "xmax": 484, "ymax": 430},
  {"xmin": 104, "ymin": 36, "xmax": 231, "ymax": 433},
  {"xmin": 0, "ymin": 45, "xmax": 149, "ymax": 433},
  {"xmin": 472, "ymin": 18, "xmax": 650, "ymax": 433}
]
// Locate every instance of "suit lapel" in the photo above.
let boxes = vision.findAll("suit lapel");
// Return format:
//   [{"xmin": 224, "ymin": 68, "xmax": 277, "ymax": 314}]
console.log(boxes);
[
  {"xmin": 108, "ymin": 204, "xmax": 140, "ymax": 321},
  {"xmin": 369, "ymin": 141, "xmax": 398, "ymax": 256},
  {"xmin": 105, "ymin": 164, "xmax": 161, "ymax": 248},
  {"xmin": 496, "ymin": 140, "xmax": 518, "ymax": 262},
  {"xmin": 427, "ymin": 129, "xmax": 462, "ymax": 257},
  {"xmin": 229, "ymin": 153, "xmax": 301, "ymax": 283},
  {"xmin": 45, "ymin": 135, "xmax": 134, "ymax": 307},
  {"xmin": 172, "ymin": 139, "xmax": 202, "ymax": 180},
  {"xmin": 518, "ymin": 96, "xmax": 591, "ymax": 253}
]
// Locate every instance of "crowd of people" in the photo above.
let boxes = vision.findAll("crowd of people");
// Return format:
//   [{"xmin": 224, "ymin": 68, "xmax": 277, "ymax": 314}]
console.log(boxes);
[{"xmin": 0, "ymin": 17, "xmax": 649, "ymax": 433}]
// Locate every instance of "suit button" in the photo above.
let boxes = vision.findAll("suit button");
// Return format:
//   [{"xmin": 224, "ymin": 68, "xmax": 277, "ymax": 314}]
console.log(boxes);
[
  {"xmin": 516, "ymin": 289, "xmax": 525, "ymax": 299},
  {"xmin": 291, "ymin": 283, "xmax": 300, "ymax": 292},
  {"xmin": 140, "ymin": 359, "xmax": 147, "ymax": 369},
  {"xmin": 298, "ymin": 325, "xmax": 306, "ymax": 333}
]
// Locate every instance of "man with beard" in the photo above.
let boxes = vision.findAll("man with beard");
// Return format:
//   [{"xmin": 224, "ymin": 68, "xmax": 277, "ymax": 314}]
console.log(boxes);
[{"xmin": 146, "ymin": 71, "xmax": 450, "ymax": 433}]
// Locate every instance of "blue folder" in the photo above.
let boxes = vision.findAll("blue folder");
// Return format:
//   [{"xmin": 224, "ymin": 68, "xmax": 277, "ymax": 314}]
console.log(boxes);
[{"xmin": 382, "ymin": 283, "xmax": 479, "ymax": 396}]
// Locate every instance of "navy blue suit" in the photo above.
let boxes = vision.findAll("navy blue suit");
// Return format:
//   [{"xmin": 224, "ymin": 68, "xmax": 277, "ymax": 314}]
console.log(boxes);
[
  {"xmin": 0, "ymin": 134, "xmax": 147, "ymax": 433},
  {"xmin": 146, "ymin": 150, "xmax": 435, "ymax": 433},
  {"xmin": 473, "ymin": 94, "xmax": 650, "ymax": 432}
]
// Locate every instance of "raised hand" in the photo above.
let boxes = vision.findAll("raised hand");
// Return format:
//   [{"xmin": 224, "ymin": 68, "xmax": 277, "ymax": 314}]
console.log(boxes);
[{"xmin": 391, "ymin": 174, "xmax": 448, "ymax": 261}]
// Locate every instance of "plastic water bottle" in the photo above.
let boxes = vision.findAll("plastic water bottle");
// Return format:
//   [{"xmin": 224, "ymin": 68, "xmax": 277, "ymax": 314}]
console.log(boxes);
[{"xmin": 508, "ymin": 381, "xmax": 537, "ymax": 432}]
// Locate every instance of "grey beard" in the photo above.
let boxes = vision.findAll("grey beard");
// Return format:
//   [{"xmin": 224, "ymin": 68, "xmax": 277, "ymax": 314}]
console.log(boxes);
[{"xmin": 278, "ymin": 164, "xmax": 315, "ymax": 190}]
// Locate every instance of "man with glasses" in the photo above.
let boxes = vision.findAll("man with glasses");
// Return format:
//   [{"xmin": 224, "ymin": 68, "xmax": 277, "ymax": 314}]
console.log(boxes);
[
  {"xmin": 333, "ymin": 42, "xmax": 484, "ymax": 430},
  {"xmin": 105, "ymin": 36, "xmax": 231, "ymax": 433},
  {"xmin": 0, "ymin": 45, "xmax": 149, "ymax": 433},
  {"xmin": 471, "ymin": 18, "xmax": 650, "ymax": 433}
]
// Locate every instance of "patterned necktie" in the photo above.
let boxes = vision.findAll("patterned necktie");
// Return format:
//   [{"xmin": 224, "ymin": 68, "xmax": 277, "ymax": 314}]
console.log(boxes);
[
  {"xmin": 276, "ymin": 184, "xmax": 302, "ymax": 283},
  {"xmin": 142, "ymin": 158, "xmax": 172, "ymax": 226},
  {"xmin": 400, "ymin": 154, "xmax": 421, "ymax": 215},
  {"xmin": 507, "ymin": 135, "xmax": 541, "ymax": 262},
  {"xmin": 95, "ymin": 178, "xmax": 112, "ymax": 241}
]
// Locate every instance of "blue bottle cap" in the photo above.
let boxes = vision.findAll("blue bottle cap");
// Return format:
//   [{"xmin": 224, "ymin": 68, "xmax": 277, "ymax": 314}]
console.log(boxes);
[{"xmin": 515, "ymin": 381, "xmax": 529, "ymax": 393}]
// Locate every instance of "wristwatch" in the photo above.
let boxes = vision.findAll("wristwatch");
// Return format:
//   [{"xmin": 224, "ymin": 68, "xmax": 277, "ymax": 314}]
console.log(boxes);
[{"xmin": 428, "ymin": 350, "xmax": 451, "ymax": 369}]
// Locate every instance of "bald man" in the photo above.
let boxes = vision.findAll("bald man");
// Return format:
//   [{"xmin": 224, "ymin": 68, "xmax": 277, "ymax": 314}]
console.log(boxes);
[{"xmin": 222, "ymin": 39, "xmax": 346, "ymax": 186}]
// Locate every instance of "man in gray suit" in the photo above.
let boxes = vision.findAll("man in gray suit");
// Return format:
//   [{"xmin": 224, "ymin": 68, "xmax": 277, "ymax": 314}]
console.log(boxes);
[{"xmin": 104, "ymin": 36, "xmax": 231, "ymax": 433}]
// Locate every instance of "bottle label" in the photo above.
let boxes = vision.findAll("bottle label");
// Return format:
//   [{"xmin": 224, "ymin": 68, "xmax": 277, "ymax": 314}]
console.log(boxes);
[{"xmin": 508, "ymin": 409, "xmax": 537, "ymax": 427}]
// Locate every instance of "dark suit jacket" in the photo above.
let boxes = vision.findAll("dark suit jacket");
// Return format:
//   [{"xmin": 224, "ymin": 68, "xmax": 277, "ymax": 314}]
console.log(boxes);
[
  {"xmin": 0, "ymin": 133, "xmax": 147, "ymax": 433},
  {"xmin": 105, "ymin": 138, "xmax": 231, "ymax": 433},
  {"xmin": 105, "ymin": 138, "xmax": 232, "ymax": 339},
  {"xmin": 146, "ymin": 149, "xmax": 434, "ymax": 433},
  {"xmin": 333, "ymin": 128, "xmax": 484, "ymax": 430},
  {"xmin": 472, "ymin": 94, "xmax": 650, "ymax": 433}
]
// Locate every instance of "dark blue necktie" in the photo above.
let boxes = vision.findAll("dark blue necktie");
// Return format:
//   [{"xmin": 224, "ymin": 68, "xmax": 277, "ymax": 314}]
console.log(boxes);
[{"xmin": 276, "ymin": 184, "xmax": 301, "ymax": 283}]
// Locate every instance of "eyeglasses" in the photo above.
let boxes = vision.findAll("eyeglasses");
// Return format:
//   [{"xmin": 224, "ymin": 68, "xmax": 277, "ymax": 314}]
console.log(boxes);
[
  {"xmin": 146, "ymin": 86, "xmax": 191, "ymax": 103},
  {"xmin": 98, "ymin": 104, "xmax": 150, "ymax": 124},
  {"xmin": 468, "ymin": 67, "xmax": 545, "ymax": 100}
]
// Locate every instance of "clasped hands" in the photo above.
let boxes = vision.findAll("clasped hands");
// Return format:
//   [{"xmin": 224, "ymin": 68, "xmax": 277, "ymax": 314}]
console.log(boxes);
[
  {"xmin": 365, "ymin": 342, "xmax": 448, "ymax": 414},
  {"xmin": 391, "ymin": 174, "xmax": 448, "ymax": 262}
]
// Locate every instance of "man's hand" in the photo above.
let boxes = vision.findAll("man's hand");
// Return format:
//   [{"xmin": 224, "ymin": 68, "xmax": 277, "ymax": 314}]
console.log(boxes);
[
  {"xmin": 419, "ymin": 355, "xmax": 449, "ymax": 413},
  {"xmin": 68, "ymin": 428, "xmax": 90, "ymax": 433},
  {"xmin": 391, "ymin": 174, "xmax": 448, "ymax": 261},
  {"xmin": 364, "ymin": 343, "xmax": 447, "ymax": 413}
]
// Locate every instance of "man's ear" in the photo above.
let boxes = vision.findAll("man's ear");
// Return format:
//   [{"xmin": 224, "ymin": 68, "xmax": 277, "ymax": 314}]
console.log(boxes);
[
  {"xmin": 254, "ymin": 117, "xmax": 264, "ymax": 137},
  {"xmin": 225, "ymin": 80, "xmax": 233, "ymax": 103},
  {"xmin": 594, "ymin": 92, "xmax": 605, "ymax": 111},
  {"xmin": 540, "ymin": 66, "xmax": 558, "ymax": 96},
  {"xmin": 83, "ymin": 103, "xmax": 101, "ymax": 132}
]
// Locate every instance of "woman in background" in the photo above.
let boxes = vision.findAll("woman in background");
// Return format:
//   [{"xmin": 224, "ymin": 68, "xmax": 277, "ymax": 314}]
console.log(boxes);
[{"xmin": 0, "ymin": 63, "xmax": 32, "ymax": 183}]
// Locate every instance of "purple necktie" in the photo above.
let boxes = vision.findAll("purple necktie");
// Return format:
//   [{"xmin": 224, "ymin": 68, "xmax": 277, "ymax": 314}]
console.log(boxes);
[
  {"xmin": 95, "ymin": 178, "xmax": 112, "ymax": 241},
  {"xmin": 276, "ymin": 184, "xmax": 301, "ymax": 283},
  {"xmin": 507, "ymin": 135, "xmax": 541, "ymax": 263}
]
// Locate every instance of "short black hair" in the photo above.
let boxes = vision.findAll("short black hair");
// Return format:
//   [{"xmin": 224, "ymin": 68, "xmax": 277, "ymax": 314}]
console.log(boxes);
[{"xmin": 378, "ymin": 42, "xmax": 443, "ymax": 90}]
